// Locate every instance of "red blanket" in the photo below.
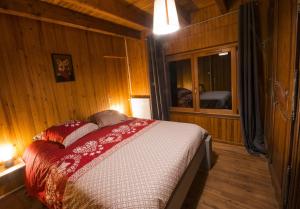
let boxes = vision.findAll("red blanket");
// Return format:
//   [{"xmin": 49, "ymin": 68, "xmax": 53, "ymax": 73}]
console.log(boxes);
[{"xmin": 23, "ymin": 118, "xmax": 155, "ymax": 208}]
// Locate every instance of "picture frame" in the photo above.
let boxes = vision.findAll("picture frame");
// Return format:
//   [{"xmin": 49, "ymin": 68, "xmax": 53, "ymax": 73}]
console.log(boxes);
[{"xmin": 51, "ymin": 53, "xmax": 75, "ymax": 82}]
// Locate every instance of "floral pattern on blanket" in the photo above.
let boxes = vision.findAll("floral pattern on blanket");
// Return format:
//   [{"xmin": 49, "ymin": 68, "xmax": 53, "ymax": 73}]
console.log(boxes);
[{"xmin": 44, "ymin": 118, "xmax": 156, "ymax": 209}]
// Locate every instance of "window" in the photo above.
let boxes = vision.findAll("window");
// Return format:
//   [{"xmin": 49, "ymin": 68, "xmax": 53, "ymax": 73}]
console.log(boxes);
[
  {"xmin": 167, "ymin": 46, "xmax": 237, "ymax": 115},
  {"xmin": 168, "ymin": 58, "xmax": 193, "ymax": 108},
  {"xmin": 197, "ymin": 52, "xmax": 232, "ymax": 110}
]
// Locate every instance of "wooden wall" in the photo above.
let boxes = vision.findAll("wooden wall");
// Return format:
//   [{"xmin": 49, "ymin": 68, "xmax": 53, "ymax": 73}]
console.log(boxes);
[
  {"xmin": 191, "ymin": 0, "xmax": 242, "ymax": 24},
  {"xmin": 126, "ymin": 38, "xmax": 150, "ymax": 96},
  {"xmin": 0, "ymin": 13, "xmax": 150, "ymax": 155},
  {"xmin": 164, "ymin": 12, "xmax": 238, "ymax": 55},
  {"xmin": 170, "ymin": 112, "xmax": 243, "ymax": 144},
  {"xmin": 263, "ymin": 0, "xmax": 298, "ymax": 207},
  {"xmin": 288, "ymin": 78, "xmax": 300, "ymax": 209},
  {"xmin": 164, "ymin": 10, "xmax": 242, "ymax": 145}
]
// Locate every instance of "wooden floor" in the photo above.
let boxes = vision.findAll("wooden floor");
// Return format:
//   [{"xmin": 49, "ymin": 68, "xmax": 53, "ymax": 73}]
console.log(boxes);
[
  {"xmin": 1, "ymin": 142, "xmax": 279, "ymax": 209},
  {"xmin": 182, "ymin": 142, "xmax": 279, "ymax": 209}
]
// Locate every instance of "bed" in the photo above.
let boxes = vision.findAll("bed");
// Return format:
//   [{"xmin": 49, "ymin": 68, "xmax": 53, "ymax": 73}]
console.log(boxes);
[
  {"xmin": 23, "ymin": 118, "xmax": 212, "ymax": 209},
  {"xmin": 176, "ymin": 88, "xmax": 231, "ymax": 109},
  {"xmin": 200, "ymin": 91, "xmax": 231, "ymax": 109}
]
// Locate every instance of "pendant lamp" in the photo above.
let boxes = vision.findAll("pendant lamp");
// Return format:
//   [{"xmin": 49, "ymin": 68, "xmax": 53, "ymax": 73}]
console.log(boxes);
[{"xmin": 153, "ymin": 0, "xmax": 180, "ymax": 35}]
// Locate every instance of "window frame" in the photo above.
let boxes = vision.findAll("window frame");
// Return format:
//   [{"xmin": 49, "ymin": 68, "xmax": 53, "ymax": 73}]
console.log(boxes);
[
  {"xmin": 166, "ymin": 44, "xmax": 238, "ymax": 116},
  {"xmin": 166, "ymin": 54, "xmax": 196, "ymax": 112},
  {"xmin": 193, "ymin": 46, "xmax": 238, "ymax": 115}
]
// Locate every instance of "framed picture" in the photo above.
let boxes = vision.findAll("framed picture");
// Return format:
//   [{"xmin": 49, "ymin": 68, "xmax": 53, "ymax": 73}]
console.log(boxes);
[{"xmin": 51, "ymin": 53, "xmax": 75, "ymax": 82}]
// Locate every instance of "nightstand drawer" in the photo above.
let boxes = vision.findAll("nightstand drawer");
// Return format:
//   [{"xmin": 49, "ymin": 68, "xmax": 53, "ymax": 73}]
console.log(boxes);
[{"xmin": 0, "ymin": 162, "xmax": 25, "ymax": 198}]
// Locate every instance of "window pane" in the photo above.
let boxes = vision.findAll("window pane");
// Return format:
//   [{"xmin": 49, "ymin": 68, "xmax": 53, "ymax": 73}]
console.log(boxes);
[
  {"xmin": 169, "ymin": 59, "xmax": 193, "ymax": 108},
  {"xmin": 198, "ymin": 53, "xmax": 232, "ymax": 109}
]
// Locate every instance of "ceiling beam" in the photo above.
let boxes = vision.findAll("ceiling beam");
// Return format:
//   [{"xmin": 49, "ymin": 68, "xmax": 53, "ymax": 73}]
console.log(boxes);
[
  {"xmin": 214, "ymin": 0, "xmax": 227, "ymax": 13},
  {"xmin": 0, "ymin": 0, "xmax": 141, "ymax": 39},
  {"xmin": 176, "ymin": 4, "xmax": 191, "ymax": 26},
  {"xmin": 41, "ymin": 0, "xmax": 153, "ymax": 31}
]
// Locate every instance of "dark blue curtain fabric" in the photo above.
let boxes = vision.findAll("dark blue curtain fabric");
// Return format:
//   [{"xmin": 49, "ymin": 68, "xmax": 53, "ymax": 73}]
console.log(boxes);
[
  {"xmin": 238, "ymin": 2, "xmax": 265, "ymax": 154},
  {"xmin": 147, "ymin": 35, "xmax": 169, "ymax": 120}
]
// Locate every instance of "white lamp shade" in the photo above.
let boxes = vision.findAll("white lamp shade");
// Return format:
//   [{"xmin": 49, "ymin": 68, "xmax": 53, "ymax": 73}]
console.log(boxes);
[
  {"xmin": 130, "ymin": 97, "xmax": 152, "ymax": 119},
  {"xmin": 153, "ymin": 0, "xmax": 180, "ymax": 35}
]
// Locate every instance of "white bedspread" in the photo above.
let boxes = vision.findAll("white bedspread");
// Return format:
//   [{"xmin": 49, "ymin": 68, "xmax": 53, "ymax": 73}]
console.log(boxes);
[{"xmin": 62, "ymin": 121, "xmax": 207, "ymax": 209}]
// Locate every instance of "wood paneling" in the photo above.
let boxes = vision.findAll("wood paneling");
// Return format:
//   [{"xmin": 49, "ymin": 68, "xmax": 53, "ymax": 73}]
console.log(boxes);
[
  {"xmin": 42, "ymin": 0, "xmax": 153, "ymax": 31},
  {"xmin": 288, "ymin": 78, "xmax": 300, "ymax": 209},
  {"xmin": 0, "ymin": 0, "xmax": 141, "ymax": 39},
  {"xmin": 170, "ymin": 112, "xmax": 243, "ymax": 145},
  {"xmin": 125, "ymin": 0, "xmax": 153, "ymax": 14},
  {"xmin": 263, "ymin": 0, "xmax": 298, "ymax": 207},
  {"xmin": 192, "ymin": 0, "xmax": 216, "ymax": 9},
  {"xmin": 191, "ymin": 0, "xmax": 242, "ymax": 24},
  {"xmin": 191, "ymin": 4, "xmax": 221, "ymax": 23},
  {"xmin": 164, "ymin": 10, "xmax": 241, "ymax": 145},
  {"xmin": 213, "ymin": 0, "xmax": 227, "ymax": 13},
  {"xmin": 163, "ymin": 12, "xmax": 238, "ymax": 55},
  {"xmin": 103, "ymin": 58, "xmax": 131, "ymax": 115},
  {"xmin": 126, "ymin": 38, "xmax": 150, "ymax": 96},
  {"xmin": 125, "ymin": 0, "xmax": 203, "ymax": 15},
  {"xmin": 0, "ymin": 13, "xmax": 150, "ymax": 155}
]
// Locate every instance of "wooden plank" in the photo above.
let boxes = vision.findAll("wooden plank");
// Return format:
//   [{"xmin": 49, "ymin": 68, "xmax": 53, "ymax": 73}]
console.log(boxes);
[
  {"xmin": 169, "ymin": 112, "xmax": 243, "ymax": 145},
  {"xmin": 176, "ymin": 5, "xmax": 191, "ymax": 26},
  {"xmin": 125, "ymin": 38, "xmax": 150, "ymax": 96},
  {"xmin": 181, "ymin": 142, "xmax": 279, "ymax": 209},
  {"xmin": 214, "ymin": 0, "xmax": 227, "ymax": 13},
  {"xmin": 192, "ymin": 0, "xmax": 216, "ymax": 9},
  {"xmin": 0, "ymin": 12, "xmax": 147, "ymax": 155},
  {"xmin": 265, "ymin": 0, "xmax": 298, "ymax": 206},
  {"xmin": 0, "ymin": 0, "xmax": 141, "ymax": 39},
  {"xmin": 163, "ymin": 12, "xmax": 238, "ymax": 55},
  {"xmin": 41, "ymin": 0, "xmax": 153, "ymax": 31}
]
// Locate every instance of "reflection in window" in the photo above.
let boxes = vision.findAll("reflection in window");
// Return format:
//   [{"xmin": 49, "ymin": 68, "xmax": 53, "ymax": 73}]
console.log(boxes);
[
  {"xmin": 169, "ymin": 59, "xmax": 193, "ymax": 108},
  {"xmin": 198, "ymin": 52, "xmax": 232, "ymax": 109}
]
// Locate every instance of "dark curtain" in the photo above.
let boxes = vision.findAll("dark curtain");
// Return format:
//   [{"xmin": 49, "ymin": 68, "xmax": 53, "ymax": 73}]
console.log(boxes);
[
  {"xmin": 238, "ymin": 2, "xmax": 265, "ymax": 154},
  {"xmin": 147, "ymin": 35, "xmax": 169, "ymax": 120}
]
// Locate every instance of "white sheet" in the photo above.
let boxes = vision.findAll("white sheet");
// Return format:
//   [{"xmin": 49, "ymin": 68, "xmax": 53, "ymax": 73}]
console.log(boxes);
[{"xmin": 62, "ymin": 121, "xmax": 207, "ymax": 209}]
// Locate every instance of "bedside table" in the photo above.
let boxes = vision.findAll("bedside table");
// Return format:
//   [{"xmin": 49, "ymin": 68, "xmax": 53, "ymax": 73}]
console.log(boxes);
[
  {"xmin": 0, "ymin": 158, "xmax": 25, "ymax": 199},
  {"xmin": 0, "ymin": 159, "xmax": 45, "ymax": 209}
]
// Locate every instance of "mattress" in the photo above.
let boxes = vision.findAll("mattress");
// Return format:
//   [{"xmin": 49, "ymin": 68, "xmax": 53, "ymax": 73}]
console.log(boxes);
[
  {"xmin": 200, "ymin": 91, "xmax": 231, "ymax": 108},
  {"xmin": 24, "ymin": 120, "xmax": 207, "ymax": 209}
]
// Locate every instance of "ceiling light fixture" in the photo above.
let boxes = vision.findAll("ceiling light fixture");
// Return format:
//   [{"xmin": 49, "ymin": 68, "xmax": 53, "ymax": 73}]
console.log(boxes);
[
  {"xmin": 153, "ymin": 0, "xmax": 180, "ymax": 35},
  {"xmin": 218, "ymin": 52, "xmax": 229, "ymax": 56}
]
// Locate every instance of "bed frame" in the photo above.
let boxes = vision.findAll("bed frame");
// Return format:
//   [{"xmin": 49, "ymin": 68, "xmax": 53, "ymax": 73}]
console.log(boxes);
[{"xmin": 165, "ymin": 135, "xmax": 212, "ymax": 209}]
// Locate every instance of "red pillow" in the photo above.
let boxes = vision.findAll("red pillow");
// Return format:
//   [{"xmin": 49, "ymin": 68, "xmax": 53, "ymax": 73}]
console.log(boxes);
[
  {"xmin": 43, "ymin": 120, "xmax": 98, "ymax": 147},
  {"xmin": 23, "ymin": 140, "xmax": 63, "ymax": 197}
]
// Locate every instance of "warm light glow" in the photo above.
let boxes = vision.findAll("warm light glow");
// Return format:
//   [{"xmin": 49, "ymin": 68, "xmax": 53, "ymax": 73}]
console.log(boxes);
[
  {"xmin": 110, "ymin": 104, "xmax": 125, "ymax": 114},
  {"xmin": 130, "ymin": 98, "xmax": 152, "ymax": 119},
  {"xmin": 153, "ymin": 0, "xmax": 180, "ymax": 35},
  {"xmin": 218, "ymin": 52, "xmax": 229, "ymax": 56},
  {"xmin": 0, "ymin": 144, "xmax": 15, "ymax": 162}
]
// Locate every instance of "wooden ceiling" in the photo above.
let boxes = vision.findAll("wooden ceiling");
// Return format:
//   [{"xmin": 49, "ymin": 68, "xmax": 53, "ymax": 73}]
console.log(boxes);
[
  {"xmin": 125, "ymin": 0, "xmax": 217, "ymax": 14},
  {"xmin": 40, "ymin": 0, "xmax": 227, "ymax": 30},
  {"xmin": 0, "ymin": 0, "xmax": 228, "ymax": 39}
]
